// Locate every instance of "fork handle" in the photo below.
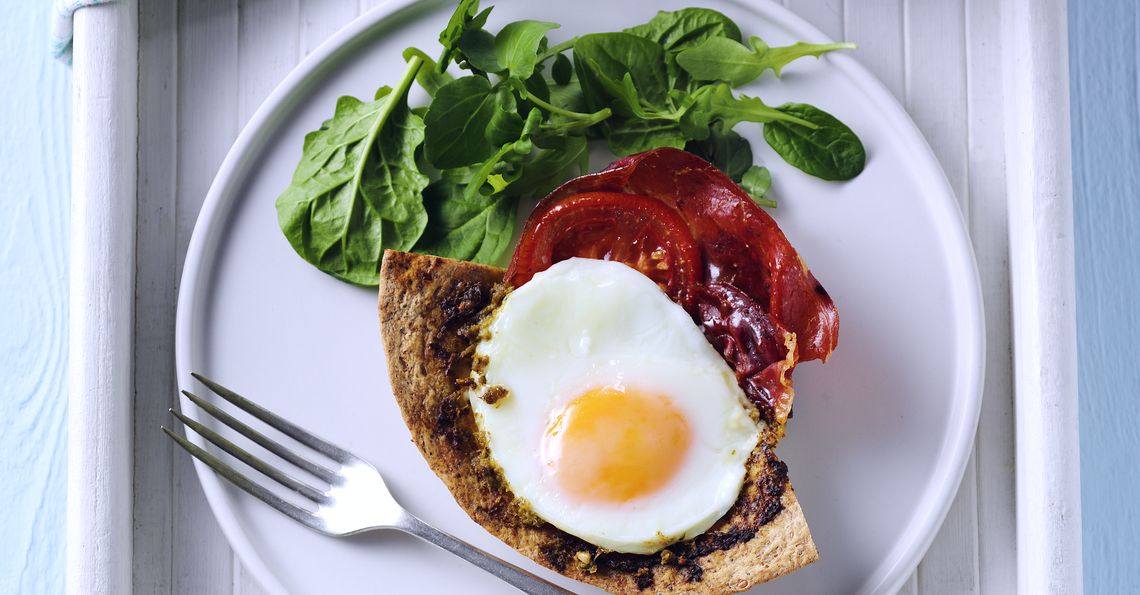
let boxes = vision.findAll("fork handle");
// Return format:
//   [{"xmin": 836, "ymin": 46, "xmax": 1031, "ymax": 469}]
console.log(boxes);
[{"xmin": 397, "ymin": 513, "xmax": 573, "ymax": 594}]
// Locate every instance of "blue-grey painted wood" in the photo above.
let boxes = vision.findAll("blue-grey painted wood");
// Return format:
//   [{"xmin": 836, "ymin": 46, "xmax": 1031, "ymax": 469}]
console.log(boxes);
[
  {"xmin": 1069, "ymin": 1, "xmax": 1140, "ymax": 594},
  {"xmin": 0, "ymin": 2, "xmax": 70, "ymax": 594}
]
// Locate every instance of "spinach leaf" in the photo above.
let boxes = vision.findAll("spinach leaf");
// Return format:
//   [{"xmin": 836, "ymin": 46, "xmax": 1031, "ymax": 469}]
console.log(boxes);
[
  {"xmin": 551, "ymin": 52, "xmax": 573, "ymax": 85},
  {"xmin": 763, "ymin": 103, "xmax": 865, "ymax": 181},
  {"xmin": 459, "ymin": 110, "xmax": 541, "ymax": 197},
  {"xmin": 509, "ymin": 134, "xmax": 589, "ymax": 197},
  {"xmin": 607, "ymin": 118, "xmax": 688, "ymax": 156},
  {"xmin": 401, "ymin": 47, "xmax": 451, "ymax": 96},
  {"xmin": 361, "ymin": 100, "xmax": 431, "ymax": 249},
  {"xmin": 572, "ymin": 32, "xmax": 684, "ymax": 153},
  {"xmin": 624, "ymin": 7, "xmax": 742, "ymax": 90},
  {"xmin": 539, "ymin": 82, "xmax": 612, "ymax": 136},
  {"xmin": 595, "ymin": 73, "xmax": 657, "ymax": 120},
  {"xmin": 276, "ymin": 58, "xmax": 428, "ymax": 286},
  {"xmin": 457, "ymin": 28, "xmax": 502, "ymax": 73},
  {"xmin": 691, "ymin": 83, "xmax": 815, "ymax": 130},
  {"xmin": 423, "ymin": 76, "xmax": 499, "ymax": 169},
  {"xmin": 414, "ymin": 175, "xmax": 518, "ymax": 265},
  {"xmin": 624, "ymin": 8, "xmax": 742, "ymax": 52},
  {"xmin": 572, "ymin": 33, "xmax": 672, "ymax": 112},
  {"xmin": 513, "ymin": 108, "xmax": 545, "ymax": 154},
  {"xmin": 741, "ymin": 165, "xmax": 775, "ymax": 207},
  {"xmin": 437, "ymin": 0, "xmax": 492, "ymax": 72},
  {"xmin": 494, "ymin": 20, "xmax": 559, "ymax": 79},
  {"xmin": 677, "ymin": 35, "xmax": 854, "ymax": 86},
  {"xmin": 484, "ymin": 86, "xmax": 524, "ymax": 146},
  {"xmin": 749, "ymin": 36, "xmax": 855, "ymax": 77},
  {"xmin": 548, "ymin": 81, "xmax": 585, "ymax": 114},
  {"xmin": 685, "ymin": 126, "xmax": 753, "ymax": 181},
  {"xmin": 416, "ymin": 113, "xmax": 534, "ymax": 265},
  {"xmin": 418, "ymin": 123, "xmax": 588, "ymax": 265},
  {"xmin": 522, "ymin": 71, "xmax": 552, "ymax": 104},
  {"xmin": 675, "ymin": 37, "xmax": 763, "ymax": 86}
]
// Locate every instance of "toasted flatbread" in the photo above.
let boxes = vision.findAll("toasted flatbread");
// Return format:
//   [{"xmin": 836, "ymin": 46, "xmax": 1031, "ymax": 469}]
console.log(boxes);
[{"xmin": 378, "ymin": 250, "xmax": 817, "ymax": 594}]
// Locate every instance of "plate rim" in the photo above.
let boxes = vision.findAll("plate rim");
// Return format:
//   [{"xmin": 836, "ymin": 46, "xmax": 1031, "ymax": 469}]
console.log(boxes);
[{"xmin": 174, "ymin": 1, "xmax": 986, "ymax": 593}]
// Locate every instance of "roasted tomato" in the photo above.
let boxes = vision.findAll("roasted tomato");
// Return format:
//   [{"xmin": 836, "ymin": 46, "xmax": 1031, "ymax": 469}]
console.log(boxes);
[
  {"xmin": 506, "ymin": 192, "xmax": 702, "ymax": 306},
  {"xmin": 509, "ymin": 148, "xmax": 839, "ymax": 426},
  {"xmin": 538, "ymin": 148, "xmax": 839, "ymax": 364}
]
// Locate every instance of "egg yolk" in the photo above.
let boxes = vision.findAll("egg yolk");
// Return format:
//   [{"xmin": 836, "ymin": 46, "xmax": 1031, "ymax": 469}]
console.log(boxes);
[{"xmin": 542, "ymin": 385, "xmax": 692, "ymax": 503}]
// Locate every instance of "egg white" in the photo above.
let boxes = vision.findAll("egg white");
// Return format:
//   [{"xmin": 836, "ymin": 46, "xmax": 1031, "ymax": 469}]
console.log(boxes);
[{"xmin": 468, "ymin": 258, "xmax": 760, "ymax": 554}]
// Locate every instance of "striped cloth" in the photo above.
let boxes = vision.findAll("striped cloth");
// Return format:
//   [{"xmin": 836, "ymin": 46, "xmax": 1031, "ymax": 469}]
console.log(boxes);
[{"xmin": 51, "ymin": 0, "xmax": 115, "ymax": 62}]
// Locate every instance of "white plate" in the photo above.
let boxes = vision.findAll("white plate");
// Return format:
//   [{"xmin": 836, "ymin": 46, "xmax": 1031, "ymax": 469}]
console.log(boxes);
[{"xmin": 176, "ymin": 0, "xmax": 984, "ymax": 593}]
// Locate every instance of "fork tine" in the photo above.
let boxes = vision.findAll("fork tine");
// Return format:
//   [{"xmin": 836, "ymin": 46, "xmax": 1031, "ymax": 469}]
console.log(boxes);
[
  {"xmin": 163, "ymin": 426, "xmax": 322, "ymax": 530},
  {"xmin": 171, "ymin": 409, "xmax": 329, "ymax": 504},
  {"xmin": 182, "ymin": 390, "xmax": 340, "ymax": 485},
  {"xmin": 192, "ymin": 373, "xmax": 353, "ymax": 463}
]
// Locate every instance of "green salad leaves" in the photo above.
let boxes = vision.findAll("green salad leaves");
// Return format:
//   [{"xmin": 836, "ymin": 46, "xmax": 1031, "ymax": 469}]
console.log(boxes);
[
  {"xmin": 763, "ymin": 102, "xmax": 866, "ymax": 181},
  {"xmin": 276, "ymin": 2, "xmax": 864, "ymax": 286},
  {"xmin": 276, "ymin": 57, "xmax": 428, "ymax": 285}
]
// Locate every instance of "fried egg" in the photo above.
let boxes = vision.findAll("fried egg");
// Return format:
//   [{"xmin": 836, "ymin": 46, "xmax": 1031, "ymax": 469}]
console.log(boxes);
[{"xmin": 468, "ymin": 258, "xmax": 759, "ymax": 554}]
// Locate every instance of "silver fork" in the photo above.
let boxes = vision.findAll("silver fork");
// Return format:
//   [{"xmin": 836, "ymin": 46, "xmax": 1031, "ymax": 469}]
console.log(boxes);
[{"xmin": 164, "ymin": 373, "xmax": 571, "ymax": 595}]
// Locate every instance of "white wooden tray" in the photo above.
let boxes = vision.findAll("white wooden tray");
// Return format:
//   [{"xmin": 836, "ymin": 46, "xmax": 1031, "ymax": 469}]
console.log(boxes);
[{"xmin": 67, "ymin": 0, "xmax": 1081, "ymax": 593}]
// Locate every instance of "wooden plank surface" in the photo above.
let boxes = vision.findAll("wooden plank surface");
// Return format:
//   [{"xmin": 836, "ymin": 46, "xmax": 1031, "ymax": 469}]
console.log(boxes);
[
  {"xmin": 68, "ymin": 2, "xmax": 139, "ymax": 594},
  {"xmin": 133, "ymin": 0, "xmax": 178, "ymax": 591},
  {"xmin": 135, "ymin": 0, "xmax": 244, "ymax": 593},
  {"xmin": 173, "ymin": 0, "xmax": 240, "ymax": 590},
  {"xmin": 1002, "ymin": 0, "xmax": 1082, "ymax": 592},
  {"xmin": 1069, "ymin": 0, "xmax": 1140, "ymax": 592},
  {"xmin": 964, "ymin": 0, "xmax": 1018, "ymax": 592},
  {"xmin": 131, "ymin": 1, "xmax": 1018, "ymax": 593},
  {"xmin": 0, "ymin": 2, "xmax": 72, "ymax": 593},
  {"xmin": 133, "ymin": 1, "xmax": 367, "ymax": 594},
  {"xmin": 903, "ymin": 2, "xmax": 982, "ymax": 594}
]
